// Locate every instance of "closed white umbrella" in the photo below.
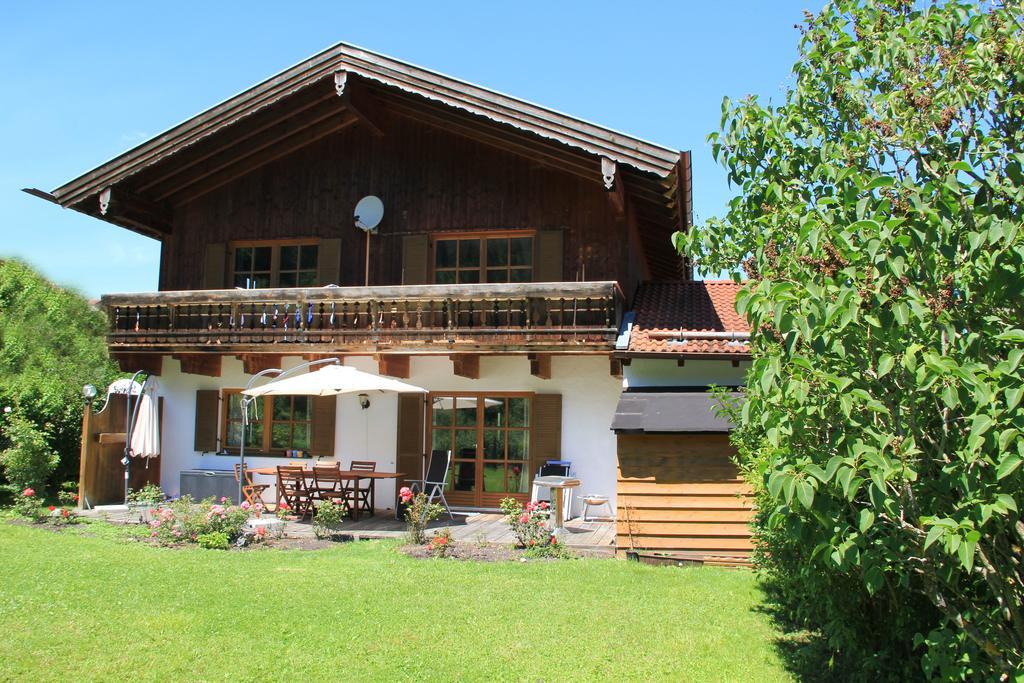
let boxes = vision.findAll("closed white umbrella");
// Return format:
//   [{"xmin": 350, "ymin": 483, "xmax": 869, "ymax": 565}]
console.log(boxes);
[
  {"xmin": 128, "ymin": 381, "xmax": 161, "ymax": 459},
  {"xmin": 243, "ymin": 364, "xmax": 425, "ymax": 397}
]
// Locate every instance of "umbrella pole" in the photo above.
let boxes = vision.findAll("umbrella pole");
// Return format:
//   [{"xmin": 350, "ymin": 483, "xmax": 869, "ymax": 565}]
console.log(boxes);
[
  {"xmin": 123, "ymin": 371, "xmax": 148, "ymax": 504},
  {"xmin": 237, "ymin": 357, "xmax": 342, "ymax": 505}
]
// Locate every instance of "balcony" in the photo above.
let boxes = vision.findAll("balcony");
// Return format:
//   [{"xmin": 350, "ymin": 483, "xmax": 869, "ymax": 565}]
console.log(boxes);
[{"xmin": 101, "ymin": 281, "xmax": 623, "ymax": 354}]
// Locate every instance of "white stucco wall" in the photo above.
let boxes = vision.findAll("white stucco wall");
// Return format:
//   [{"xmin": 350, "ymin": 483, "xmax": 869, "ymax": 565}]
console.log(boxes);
[
  {"xmin": 151, "ymin": 354, "xmax": 622, "ymax": 517},
  {"xmin": 622, "ymin": 358, "xmax": 750, "ymax": 388}
]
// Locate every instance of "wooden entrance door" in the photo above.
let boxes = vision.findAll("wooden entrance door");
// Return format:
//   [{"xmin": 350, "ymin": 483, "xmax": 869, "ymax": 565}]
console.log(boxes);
[{"xmin": 427, "ymin": 393, "xmax": 532, "ymax": 508}]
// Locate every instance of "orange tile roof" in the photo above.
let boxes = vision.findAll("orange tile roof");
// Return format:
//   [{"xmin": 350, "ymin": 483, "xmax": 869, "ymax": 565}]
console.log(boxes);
[{"xmin": 626, "ymin": 280, "xmax": 751, "ymax": 356}]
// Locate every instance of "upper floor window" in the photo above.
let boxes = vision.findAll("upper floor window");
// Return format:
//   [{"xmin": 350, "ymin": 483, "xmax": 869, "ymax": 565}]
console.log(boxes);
[
  {"xmin": 433, "ymin": 233, "xmax": 534, "ymax": 284},
  {"xmin": 231, "ymin": 241, "xmax": 319, "ymax": 289}
]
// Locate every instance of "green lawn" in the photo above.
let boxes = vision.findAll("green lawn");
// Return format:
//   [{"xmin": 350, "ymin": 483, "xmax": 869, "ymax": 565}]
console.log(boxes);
[{"xmin": 0, "ymin": 521, "xmax": 790, "ymax": 681}]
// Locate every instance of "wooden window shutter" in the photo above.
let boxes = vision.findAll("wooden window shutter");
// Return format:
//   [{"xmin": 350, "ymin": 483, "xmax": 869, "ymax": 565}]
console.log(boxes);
[
  {"xmin": 529, "ymin": 394, "xmax": 562, "ymax": 481},
  {"xmin": 203, "ymin": 243, "xmax": 227, "ymax": 289},
  {"xmin": 396, "ymin": 393, "xmax": 425, "ymax": 496},
  {"xmin": 317, "ymin": 238, "xmax": 342, "ymax": 285},
  {"xmin": 401, "ymin": 234, "xmax": 429, "ymax": 285},
  {"xmin": 535, "ymin": 230, "xmax": 564, "ymax": 282},
  {"xmin": 194, "ymin": 389, "xmax": 220, "ymax": 452},
  {"xmin": 309, "ymin": 396, "xmax": 337, "ymax": 457}
]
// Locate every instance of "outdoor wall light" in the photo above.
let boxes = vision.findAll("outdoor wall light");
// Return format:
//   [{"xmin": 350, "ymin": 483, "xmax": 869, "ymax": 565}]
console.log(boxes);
[
  {"xmin": 82, "ymin": 384, "xmax": 98, "ymax": 404},
  {"xmin": 358, "ymin": 393, "xmax": 371, "ymax": 410}
]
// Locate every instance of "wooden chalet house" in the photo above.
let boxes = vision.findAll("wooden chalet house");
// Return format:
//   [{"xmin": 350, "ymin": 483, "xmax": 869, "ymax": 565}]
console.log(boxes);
[{"xmin": 30, "ymin": 44, "xmax": 754, "ymax": 558}]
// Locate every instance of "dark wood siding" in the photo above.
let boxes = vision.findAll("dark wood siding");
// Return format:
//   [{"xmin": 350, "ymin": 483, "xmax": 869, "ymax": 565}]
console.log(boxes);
[
  {"xmin": 616, "ymin": 434, "xmax": 754, "ymax": 558},
  {"xmin": 164, "ymin": 116, "xmax": 627, "ymax": 290}
]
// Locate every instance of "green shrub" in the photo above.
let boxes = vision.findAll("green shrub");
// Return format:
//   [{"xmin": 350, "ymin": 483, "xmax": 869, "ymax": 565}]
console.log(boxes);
[
  {"xmin": 196, "ymin": 532, "xmax": 230, "ymax": 550},
  {"xmin": 399, "ymin": 487, "xmax": 444, "ymax": 544},
  {"xmin": 499, "ymin": 497, "xmax": 554, "ymax": 549},
  {"xmin": 680, "ymin": 2, "xmax": 1024, "ymax": 678},
  {"xmin": 312, "ymin": 499, "xmax": 346, "ymax": 539},
  {"xmin": 147, "ymin": 497, "xmax": 248, "ymax": 545},
  {"xmin": 9, "ymin": 486, "xmax": 45, "ymax": 522},
  {"xmin": 0, "ymin": 412, "xmax": 59, "ymax": 494}
]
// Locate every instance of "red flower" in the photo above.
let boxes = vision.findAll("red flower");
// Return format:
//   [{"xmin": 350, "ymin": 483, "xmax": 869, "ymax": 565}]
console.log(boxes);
[
  {"xmin": 48, "ymin": 505, "xmax": 56, "ymax": 512},
  {"xmin": 61, "ymin": 509, "xmax": 69, "ymax": 518}
]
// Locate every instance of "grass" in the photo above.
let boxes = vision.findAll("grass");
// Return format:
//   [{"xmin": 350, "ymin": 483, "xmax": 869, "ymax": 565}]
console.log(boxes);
[{"xmin": 0, "ymin": 521, "xmax": 790, "ymax": 682}]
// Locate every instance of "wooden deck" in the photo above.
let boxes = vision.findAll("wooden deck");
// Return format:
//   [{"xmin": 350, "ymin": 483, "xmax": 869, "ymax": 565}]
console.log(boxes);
[{"xmin": 82, "ymin": 507, "xmax": 616, "ymax": 553}]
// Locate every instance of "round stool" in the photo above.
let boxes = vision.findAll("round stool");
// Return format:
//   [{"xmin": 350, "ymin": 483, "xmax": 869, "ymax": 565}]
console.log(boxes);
[{"xmin": 580, "ymin": 494, "xmax": 613, "ymax": 522}]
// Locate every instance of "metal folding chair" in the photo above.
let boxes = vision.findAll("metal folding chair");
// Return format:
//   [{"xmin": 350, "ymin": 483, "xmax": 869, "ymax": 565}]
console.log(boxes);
[
  {"xmin": 531, "ymin": 460, "xmax": 574, "ymax": 520},
  {"xmin": 407, "ymin": 450, "xmax": 453, "ymax": 520}
]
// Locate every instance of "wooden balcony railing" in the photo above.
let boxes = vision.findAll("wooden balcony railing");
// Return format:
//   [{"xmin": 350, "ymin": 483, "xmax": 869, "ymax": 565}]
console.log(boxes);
[{"xmin": 101, "ymin": 281, "xmax": 623, "ymax": 353}]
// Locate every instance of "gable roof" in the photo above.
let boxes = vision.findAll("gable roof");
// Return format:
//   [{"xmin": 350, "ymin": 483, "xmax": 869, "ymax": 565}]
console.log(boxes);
[
  {"xmin": 624, "ymin": 280, "xmax": 751, "ymax": 356},
  {"xmin": 28, "ymin": 42, "xmax": 690, "ymax": 242}
]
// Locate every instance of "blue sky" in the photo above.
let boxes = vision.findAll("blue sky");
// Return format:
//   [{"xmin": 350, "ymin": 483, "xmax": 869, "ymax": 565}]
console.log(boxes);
[{"xmin": 1, "ymin": 1, "xmax": 810, "ymax": 297}]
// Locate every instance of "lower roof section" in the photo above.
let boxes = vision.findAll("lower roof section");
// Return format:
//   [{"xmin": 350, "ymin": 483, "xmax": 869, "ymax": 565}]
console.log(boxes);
[{"xmin": 611, "ymin": 390, "xmax": 741, "ymax": 433}]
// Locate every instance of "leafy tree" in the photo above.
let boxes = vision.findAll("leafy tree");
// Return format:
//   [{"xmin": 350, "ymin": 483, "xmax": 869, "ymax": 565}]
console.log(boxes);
[
  {"xmin": 679, "ymin": 1, "xmax": 1024, "ymax": 679},
  {"xmin": 0, "ymin": 259, "xmax": 119, "ymax": 494}
]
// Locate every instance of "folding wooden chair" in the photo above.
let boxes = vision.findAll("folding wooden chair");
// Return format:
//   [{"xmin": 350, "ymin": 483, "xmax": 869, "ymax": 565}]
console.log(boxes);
[
  {"xmin": 276, "ymin": 465, "xmax": 312, "ymax": 518},
  {"xmin": 234, "ymin": 463, "xmax": 270, "ymax": 507},
  {"xmin": 347, "ymin": 461, "xmax": 376, "ymax": 520},
  {"xmin": 310, "ymin": 463, "xmax": 348, "ymax": 513},
  {"xmin": 308, "ymin": 462, "xmax": 341, "ymax": 503}
]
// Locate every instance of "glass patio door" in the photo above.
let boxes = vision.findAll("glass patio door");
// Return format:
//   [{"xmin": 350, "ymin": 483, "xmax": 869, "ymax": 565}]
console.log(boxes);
[{"xmin": 428, "ymin": 393, "xmax": 531, "ymax": 508}]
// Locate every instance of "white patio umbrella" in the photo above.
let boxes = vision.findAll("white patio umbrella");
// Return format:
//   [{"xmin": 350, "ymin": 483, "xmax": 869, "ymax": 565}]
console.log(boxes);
[
  {"xmin": 243, "ymin": 364, "xmax": 426, "ymax": 397},
  {"xmin": 128, "ymin": 380, "xmax": 161, "ymax": 459},
  {"xmin": 235, "ymin": 360, "xmax": 426, "ymax": 503}
]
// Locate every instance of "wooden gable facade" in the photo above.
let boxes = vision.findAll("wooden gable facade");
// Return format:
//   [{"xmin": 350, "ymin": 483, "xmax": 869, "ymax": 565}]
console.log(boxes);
[{"xmin": 28, "ymin": 43, "xmax": 692, "ymax": 360}]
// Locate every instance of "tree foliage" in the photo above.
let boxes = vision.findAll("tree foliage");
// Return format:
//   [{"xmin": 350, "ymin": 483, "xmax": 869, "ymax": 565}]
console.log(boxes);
[
  {"xmin": 0, "ymin": 259, "xmax": 119, "ymax": 493},
  {"xmin": 678, "ymin": 1, "xmax": 1024, "ymax": 679}
]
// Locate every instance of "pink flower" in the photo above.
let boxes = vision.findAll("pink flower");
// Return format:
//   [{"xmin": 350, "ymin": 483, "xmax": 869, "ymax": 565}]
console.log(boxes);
[
  {"xmin": 399, "ymin": 487, "xmax": 413, "ymax": 503},
  {"xmin": 220, "ymin": 497, "xmax": 228, "ymax": 503},
  {"xmin": 22, "ymin": 488, "xmax": 34, "ymax": 497},
  {"xmin": 538, "ymin": 501, "xmax": 550, "ymax": 510},
  {"xmin": 525, "ymin": 502, "xmax": 536, "ymax": 512},
  {"xmin": 151, "ymin": 531, "xmax": 158, "ymax": 538},
  {"xmin": 519, "ymin": 514, "xmax": 529, "ymax": 524},
  {"xmin": 240, "ymin": 501, "xmax": 251, "ymax": 511},
  {"xmin": 151, "ymin": 520, "xmax": 162, "ymax": 528}
]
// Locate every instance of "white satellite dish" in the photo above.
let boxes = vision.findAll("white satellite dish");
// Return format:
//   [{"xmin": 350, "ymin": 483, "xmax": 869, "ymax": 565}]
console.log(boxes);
[{"xmin": 354, "ymin": 195, "xmax": 384, "ymax": 234}]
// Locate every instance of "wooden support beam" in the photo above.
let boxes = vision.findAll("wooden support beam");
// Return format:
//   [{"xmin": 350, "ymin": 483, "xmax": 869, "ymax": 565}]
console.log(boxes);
[
  {"xmin": 376, "ymin": 354, "xmax": 410, "ymax": 378},
  {"xmin": 112, "ymin": 352, "xmax": 163, "ymax": 376},
  {"xmin": 610, "ymin": 357, "xmax": 623, "ymax": 378},
  {"xmin": 174, "ymin": 353, "xmax": 222, "ymax": 377},
  {"xmin": 166, "ymin": 111, "xmax": 359, "ymax": 205},
  {"xmin": 528, "ymin": 353, "xmax": 552, "ymax": 379},
  {"xmin": 99, "ymin": 188, "xmax": 173, "ymax": 233},
  {"xmin": 136, "ymin": 88, "xmax": 337, "ymax": 194},
  {"xmin": 336, "ymin": 73, "xmax": 385, "ymax": 137},
  {"xmin": 235, "ymin": 354, "xmax": 283, "ymax": 375},
  {"xmin": 450, "ymin": 354, "xmax": 480, "ymax": 379},
  {"xmin": 96, "ymin": 432, "xmax": 127, "ymax": 445}
]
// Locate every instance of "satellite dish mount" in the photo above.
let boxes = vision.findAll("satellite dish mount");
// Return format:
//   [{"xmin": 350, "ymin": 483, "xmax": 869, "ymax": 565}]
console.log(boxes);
[{"xmin": 354, "ymin": 196, "xmax": 384, "ymax": 286}]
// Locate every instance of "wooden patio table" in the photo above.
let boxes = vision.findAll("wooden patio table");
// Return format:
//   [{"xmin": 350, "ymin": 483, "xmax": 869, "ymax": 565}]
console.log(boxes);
[{"xmin": 248, "ymin": 467, "xmax": 405, "ymax": 516}]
